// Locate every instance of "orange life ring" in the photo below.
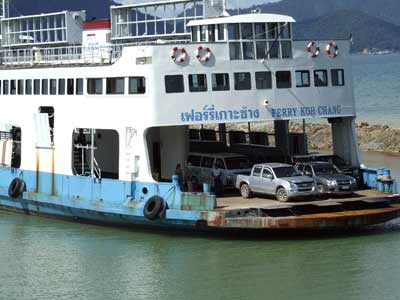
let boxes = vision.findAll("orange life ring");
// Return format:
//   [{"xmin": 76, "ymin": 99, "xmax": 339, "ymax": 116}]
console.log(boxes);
[
  {"xmin": 326, "ymin": 41, "xmax": 339, "ymax": 58},
  {"xmin": 195, "ymin": 46, "xmax": 212, "ymax": 62},
  {"xmin": 170, "ymin": 47, "xmax": 187, "ymax": 63},
  {"xmin": 306, "ymin": 41, "xmax": 320, "ymax": 58}
]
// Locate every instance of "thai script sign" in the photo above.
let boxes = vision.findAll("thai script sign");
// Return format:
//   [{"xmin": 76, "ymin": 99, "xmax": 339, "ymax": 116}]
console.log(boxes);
[
  {"xmin": 181, "ymin": 105, "xmax": 260, "ymax": 123},
  {"xmin": 271, "ymin": 105, "xmax": 342, "ymax": 118}
]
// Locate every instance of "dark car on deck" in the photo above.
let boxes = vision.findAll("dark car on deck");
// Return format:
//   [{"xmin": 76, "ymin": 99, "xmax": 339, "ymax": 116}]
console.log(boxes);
[{"xmin": 295, "ymin": 162, "xmax": 357, "ymax": 195}]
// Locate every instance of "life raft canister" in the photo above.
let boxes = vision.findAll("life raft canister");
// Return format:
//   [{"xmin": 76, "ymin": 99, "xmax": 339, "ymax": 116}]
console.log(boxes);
[
  {"xmin": 8, "ymin": 178, "xmax": 26, "ymax": 199},
  {"xmin": 143, "ymin": 196, "xmax": 166, "ymax": 220},
  {"xmin": 326, "ymin": 41, "xmax": 339, "ymax": 58},
  {"xmin": 170, "ymin": 47, "xmax": 187, "ymax": 63},
  {"xmin": 195, "ymin": 46, "xmax": 212, "ymax": 62},
  {"xmin": 306, "ymin": 41, "xmax": 320, "ymax": 58}
]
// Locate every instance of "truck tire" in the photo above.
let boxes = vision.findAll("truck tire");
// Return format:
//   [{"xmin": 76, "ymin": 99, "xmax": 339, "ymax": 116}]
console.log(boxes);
[
  {"xmin": 240, "ymin": 183, "xmax": 252, "ymax": 199},
  {"xmin": 276, "ymin": 187, "xmax": 289, "ymax": 202}
]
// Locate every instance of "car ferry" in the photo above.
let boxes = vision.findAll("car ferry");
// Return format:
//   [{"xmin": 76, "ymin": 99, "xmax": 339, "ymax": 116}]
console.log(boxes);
[{"xmin": 0, "ymin": 0, "xmax": 399, "ymax": 233}]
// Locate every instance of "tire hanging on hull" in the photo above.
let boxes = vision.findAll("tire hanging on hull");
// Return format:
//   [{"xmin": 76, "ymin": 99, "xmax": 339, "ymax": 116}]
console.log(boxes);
[
  {"xmin": 8, "ymin": 178, "xmax": 26, "ymax": 199},
  {"xmin": 143, "ymin": 196, "xmax": 166, "ymax": 221}
]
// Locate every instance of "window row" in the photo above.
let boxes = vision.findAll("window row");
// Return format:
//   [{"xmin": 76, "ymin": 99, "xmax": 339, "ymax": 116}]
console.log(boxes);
[
  {"xmin": 165, "ymin": 69, "xmax": 345, "ymax": 93},
  {"xmin": 0, "ymin": 77, "xmax": 147, "ymax": 96},
  {"xmin": 1, "ymin": 78, "xmax": 84, "ymax": 96}
]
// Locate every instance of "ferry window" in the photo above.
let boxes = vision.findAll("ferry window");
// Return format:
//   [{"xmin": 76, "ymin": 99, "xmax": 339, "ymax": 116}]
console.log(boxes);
[
  {"xmin": 67, "ymin": 79, "xmax": 74, "ymax": 95},
  {"xmin": 87, "ymin": 78, "xmax": 103, "ymax": 95},
  {"xmin": 280, "ymin": 23, "xmax": 291, "ymax": 39},
  {"xmin": 191, "ymin": 27, "xmax": 198, "ymax": 42},
  {"xmin": 332, "ymin": 69, "xmax": 345, "ymax": 86},
  {"xmin": 296, "ymin": 71, "xmax": 310, "ymax": 88},
  {"xmin": 255, "ymin": 72, "xmax": 272, "ymax": 90},
  {"xmin": 228, "ymin": 23, "xmax": 240, "ymax": 40},
  {"xmin": 241, "ymin": 23, "xmax": 253, "ymax": 40},
  {"xmin": 189, "ymin": 74, "xmax": 207, "ymax": 92},
  {"xmin": 25, "ymin": 80, "xmax": 32, "ymax": 95},
  {"xmin": 256, "ymin": 42, "xmax": 268, "ymax": 59},
  {"xmin": 208, "ymin": 25, "xmax": 215, "ymax": 42},
  {"xmin": 268, "ymin": 41, "xmax": 280, "ymax": 59},
  {"xmin": 76, "ymin": 78, "xmax": 84, "ymax": 95},
  {"xmin": 58, "ymin": 79, "xmax": 65, "ymax": 95},
  {"xmin": 212, "ymin": 73, "xmax": 230, "ymax": 91},
  {"xmin": 234, "ymin": 72, "xmax": 252, "ymax": 90},
  {"xmin": 165, "ymin": 75, "xmax": 184, "ymax": 93},
  {"xmin": 281, "ymin": 41, "xmax": 292, "ymax": 59},
  {"xmin": 50, "ymin": 79, "xmax": 57, "ymax": 95},
  {"xmin": 33, "ymin": 80, "xmax": 40, "ymax": 95},
  {"xmin": 217, "ymin": 24, "xmax": 225, "ymax": 41},
  {"xmin": 106, "ymin": 77, "xmax": 125, "ymax": 95},
  {"xmin": 314, "ymin": 70, "xmax": 328, "ymax": 87},
  {"xmin": 200, "ymin": 25, "xmax": 207, "ymax": 42},
  {"xmin": 268, "ymin": 23, "xmax": 279, "ymax": 39},
  {"xmin": 3, "ymin": 80, "xmax": 8, "ymax": 95},
  {"xmin": 17, "ymin": 80, "xmax": 24, "ymax": 95},
  {"xmin": 10, "ymin": 80, "xmax": 16, "ymax": 95},
  {"xmin": 129, "ymin": 77, "xmax": 146, "ymax": 94},
  {"xmin": 255, "ymin": 23, "xmax": 266, "ymax": 40},
  {"xmin": 42, "ymin": 79, "xmax": 48, "ymax": 95},
  {"xmin": 187, "ymin": 155, "xmax": 202, "ymax": 167},
  {"xmin": 229, "ymin": 42, "xmax": 242, "ymax": 60},
  {"xmin": 243, "ymin": 42, "xmax": 255, "ymax": 60},
  {"xmin": 10, "ymin": 127, "xmax": 21, "ymax": 168},
  {"xmin": 276, "ymin": 71, "xmax": 292, "ymax": 89}
]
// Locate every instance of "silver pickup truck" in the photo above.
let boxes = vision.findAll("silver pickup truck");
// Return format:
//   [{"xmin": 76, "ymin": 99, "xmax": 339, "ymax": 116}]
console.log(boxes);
[{"xmin": 236, "ymin": 163, "xmax": 318, "ymax": 202}]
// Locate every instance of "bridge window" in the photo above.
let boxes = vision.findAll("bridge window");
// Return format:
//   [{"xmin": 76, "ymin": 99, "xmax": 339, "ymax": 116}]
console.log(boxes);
[
  {"xmin": 281, "ymin": 41, "xmax": 293, "ymax": 59},
  {"xmin": 212, "ymin": 73, "xmax": 230, "ymax": 91},
  {"xmin": 18, "ymin": 80, "xmax": 24, "ymax": 95},
  {"xmin": 58, "ymin": 79, "xmax": 65, "ymax": 95},
  {"xmin": 10, "ymin": 80, "xmax": 16, "ymax": 95},
  {"xmin": 3, "ymin": 80, "xmax": 8, "ymax": 95},
  {"xmin": 268, "ymin": 41, "xmax": 280, "ymax": 59},
  {"xmin": 34, "ymin": 80, "xmax": 40, "ymax": 95},
  {"xmin": 189, "ymin": 74, "xmax": 207, "ymax": 92},
  {"xmin": 276, "ymin": 71, "xmax": 292, "ymax": 89},
  {"xmin": 256, "ymin": 42, "xmax": 268, "ymax": 59},
  {"xmin": 50, "ymin": 79, "xmax": 57, "ymax": 95},
  {"xmin": 314, "ymin": 70, "xmax": 328, "ymax": 87},
  {"xmin": 76, "ymin": 79, "xmax": 84, "ymax": 95},
  {"xmin": 229, "ymin": 42, "xmax": 242, "ymax": 60},
  {"xmin": 87, "ymin": 78, "xmax": 103, "ymax": 95},
  {"xmin": 192, "ymin": 27, "xmax": 198, "ymax": 42},
  {"xmin": 67, "ymin": 79, "xmax": 74, "ymax": 95},
  {"xmin": 217, "ymin": 24, "xmax": 225, "ymax": 41},
  {"xmin": 234, "ymin": 72, "xmax": 251, "ymax": 90},
  {"xmin": 243, "ymin": 42, "xmax": 255, "ymax": 60},
  {"xmin": 208, "ymin": 25, "xmax": 215, "ymax": 42},
  {"xmin": 25, "ymin": 80, "xmax": 32, "ymax": 95},
  {"xmin": 228, "ymin": 23, "xmax": 240, "ymax": 40},
  {"xmin": 106, "ymin": 77, "xmax": 125, "ymax": 95},
  {"xmin": 241, "ymin": 23, "xmax": 253, "ymax": 40},
  {"xmin": 255, "ymin": 23, "xmax": 266, "ymax": 40},
  {"xmin": 332, "ymin": 69, "xmax": 345, "ymax": 86},
  {"xmin": 256, "ymin": 72, "xmax": 272, "ymax": 89},
  {"xmin": 296, "ymin": 71, "xmax": 310, "ymax": 88},
  {"xmin": 42, "ymin": 79, "xmax": 48, "ymax": 95},
  {"xmin": 165, "ymin": 75, "xmax": 184, "ymax": 93},
  {"xmin": 129, "ymin": 77, "xmax": 146, "ymax": 94}
]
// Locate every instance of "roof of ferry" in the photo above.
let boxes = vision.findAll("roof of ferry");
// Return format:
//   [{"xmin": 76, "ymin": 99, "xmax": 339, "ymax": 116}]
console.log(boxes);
[{"xmin": 187, "ymin": 13, "xmax": 296, "ymax": 27}]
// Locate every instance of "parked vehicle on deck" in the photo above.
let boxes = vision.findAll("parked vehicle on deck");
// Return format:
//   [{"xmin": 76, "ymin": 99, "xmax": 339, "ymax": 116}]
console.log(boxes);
[
  {"xmin": 187, "ymin": 153, "xmax": 252, "ymax": 187},
  {"xmin": 236, "ymin": 163, "xmax": 318, "ymax": 202},
  {"xmin": 295, "ymin": 162, "xmax": 357, "ymax": 195}
]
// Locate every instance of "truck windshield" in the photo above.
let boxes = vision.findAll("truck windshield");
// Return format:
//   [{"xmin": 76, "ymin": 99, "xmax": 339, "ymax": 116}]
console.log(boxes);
[
  {"xmin": 273, "ymin": 167, "xmax": 302, "ymax": 178},
  {"xmin": 225, "ymin": 157, "xmax": 251, "ymax": 170},
  {"xmin": 313, "ymin": 164, "xmax": 340, "ymax": 175}
]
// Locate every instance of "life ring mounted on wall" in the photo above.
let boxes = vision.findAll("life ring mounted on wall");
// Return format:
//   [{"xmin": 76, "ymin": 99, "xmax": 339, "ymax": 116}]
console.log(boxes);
[
  {"xmin": 306, "ymin": 41, "xmax": 320, "ymax": 58},
  {"xmin": 170, "ymin": 47, "xmax": 187, "ymax": 63},
  {"xmin": 326, "ymin": 41, "xmax": 339, "ymax": 58},
  {"xmin": 195, "ymin": 46, "xmax": 212, "ymax": 62}
]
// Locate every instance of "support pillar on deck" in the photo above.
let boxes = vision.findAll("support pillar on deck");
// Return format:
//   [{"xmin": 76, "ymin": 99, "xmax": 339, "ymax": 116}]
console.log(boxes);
[
  {"xmin": 218, "ymin": 123, "xmax": 227, "ymax": 145},
  {"xmin": 274, "ymin": 120, "xmax": 290, "ymax": 160}
]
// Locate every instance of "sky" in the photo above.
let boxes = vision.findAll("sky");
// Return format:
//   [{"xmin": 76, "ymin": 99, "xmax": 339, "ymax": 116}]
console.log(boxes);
[{"xmin": 117, "ymin": 0, "xmax": 279, "ymax": 8}]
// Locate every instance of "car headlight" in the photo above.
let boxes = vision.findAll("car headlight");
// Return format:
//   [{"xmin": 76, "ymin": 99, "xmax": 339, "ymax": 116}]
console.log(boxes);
[
  {"xmin": 290, "ymin": 182, "xmax": 297, "ymax": 191},
  {"xmin": 327, "ymin": 180, "xmax": 337, "ymax": 186},
  {"xmin": 350, "ymin": 178, "xmax": 356, "ymax": 184}
]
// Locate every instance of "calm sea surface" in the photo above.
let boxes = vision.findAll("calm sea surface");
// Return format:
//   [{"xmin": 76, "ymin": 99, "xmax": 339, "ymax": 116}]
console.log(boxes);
[{"xmin": 1, "ymin": 55, "xmax": 400, "ymax": 300}]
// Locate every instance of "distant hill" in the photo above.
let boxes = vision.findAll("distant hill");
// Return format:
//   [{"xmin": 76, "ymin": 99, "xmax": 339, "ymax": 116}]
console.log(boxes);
[{"xmin": 294, "ymin": 10, "xmax": 400, "ymax": 52}]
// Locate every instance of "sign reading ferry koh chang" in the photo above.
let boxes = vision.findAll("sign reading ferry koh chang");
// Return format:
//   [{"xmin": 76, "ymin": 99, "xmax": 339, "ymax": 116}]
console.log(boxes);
[{"xmin": 271, "ymin": 105, "xmax": 342, "ymax": 118}]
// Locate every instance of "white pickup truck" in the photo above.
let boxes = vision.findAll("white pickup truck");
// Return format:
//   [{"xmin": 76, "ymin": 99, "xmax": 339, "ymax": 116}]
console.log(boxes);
[{"xmin": 236, "ymin": 163, "xmax": 318, "ymax": 202}]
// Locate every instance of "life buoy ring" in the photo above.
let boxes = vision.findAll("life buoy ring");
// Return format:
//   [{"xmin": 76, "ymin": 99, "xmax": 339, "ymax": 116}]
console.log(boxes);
[
  {"xmin": 306, "ymin": 41, "xmax": 320, "ymax": 58},
  {"xmin": 170, "ymin": 47, "xmax": 187, "ymax": 63},
  {"xmin": 326, "ymin": 41, "xmax": 339, "ymax": 58},
  {"xmin": 143, "ymin": 196, "xmax": 166, "ymax": 220},
  {"xmin": 8, "ymin": 178, "xmax": 25, "ymax": 199},
  {"xmin": 195, "ymin": 46, "xmax": 212, "ymax": 62}
]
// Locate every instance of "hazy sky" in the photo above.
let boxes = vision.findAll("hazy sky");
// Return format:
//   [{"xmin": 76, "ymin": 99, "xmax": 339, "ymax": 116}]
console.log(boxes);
[{"xmin": 117, "ymin": 0, "xmax": 279, "ymax": 8}]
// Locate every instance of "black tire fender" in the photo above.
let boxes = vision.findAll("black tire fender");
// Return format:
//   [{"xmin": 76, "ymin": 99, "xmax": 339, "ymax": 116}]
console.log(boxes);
[
  {"xmin": 8, "ymin": 178, "xmax": 26, "ymax": 199},
  {"xmin": 143, "ymin": 196, "xmax": 166, "ymax": 220}
]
